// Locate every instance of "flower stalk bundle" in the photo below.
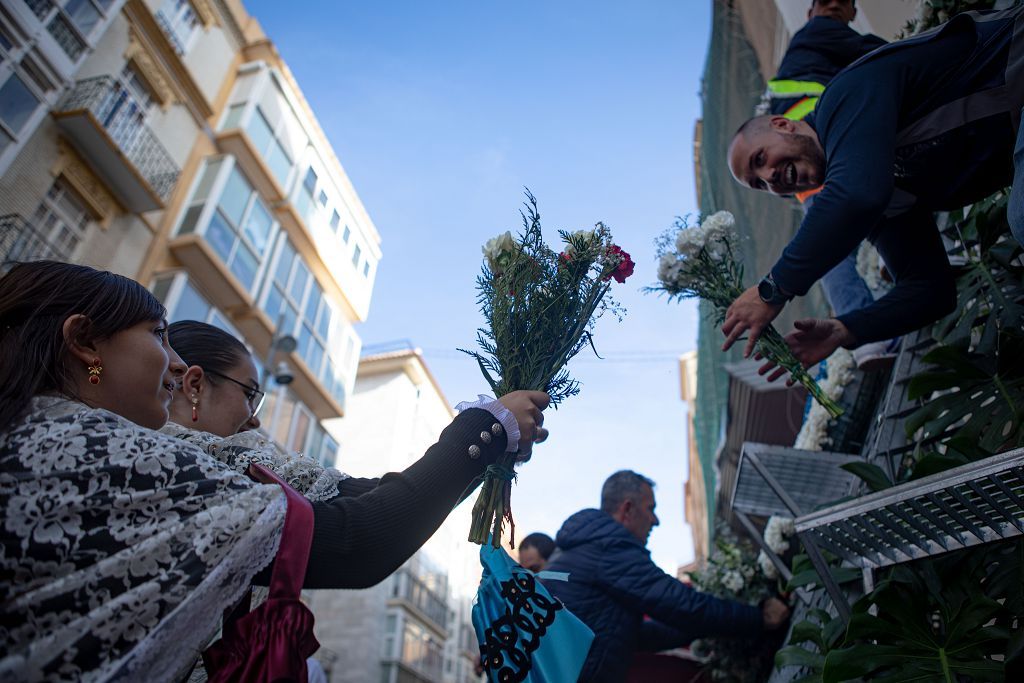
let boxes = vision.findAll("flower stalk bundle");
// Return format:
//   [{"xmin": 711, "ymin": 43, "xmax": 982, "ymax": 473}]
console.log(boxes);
[
  {"xmin": 650, "ymin": 211, "xmax": 842, "ymax": 418},
  {"xmin": 462, "ymin": 192, "xmax": 634, "ymax": 548}
]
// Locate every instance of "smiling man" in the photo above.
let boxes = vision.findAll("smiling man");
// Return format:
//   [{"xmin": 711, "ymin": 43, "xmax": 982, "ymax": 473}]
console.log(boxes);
[
  {"xmin": 722, "ymin": 5, "xmax": 1024, "ymax": 370},
  {"xmin": 541, "ymin": 470, "xmax": 789, "ymax": 682}
]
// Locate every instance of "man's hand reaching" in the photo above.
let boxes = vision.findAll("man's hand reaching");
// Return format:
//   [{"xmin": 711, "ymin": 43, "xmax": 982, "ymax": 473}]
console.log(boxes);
[
  {"xmin": 722, "ymin": 285, "xmax": 783, "ymax": 358},
  {"xmin": 756, "ymin": 318, "xmax": 857, "ymax": 383}
]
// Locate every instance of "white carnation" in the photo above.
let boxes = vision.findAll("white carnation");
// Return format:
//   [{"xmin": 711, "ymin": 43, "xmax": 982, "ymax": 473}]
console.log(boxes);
[
  {"xmin": 721, "ymin": 569, "xmax": 745, "ymax": 593},
  {"xmin": 757, "ymin": 550, "xmax": 779, "ymax": 579},
  {"xmin": 482, "ymin": 231, "xmax": 516, "ymax": 273}
]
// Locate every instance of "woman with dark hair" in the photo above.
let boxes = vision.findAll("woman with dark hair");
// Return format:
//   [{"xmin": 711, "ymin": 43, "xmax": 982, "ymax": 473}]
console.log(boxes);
[
  {"xmin": 0, "ymin": 261, "xmax": 551, "ymax": 682},
  {"xmin": 164, "ymin": 320, "xmax": 350, "ymax": 501}
]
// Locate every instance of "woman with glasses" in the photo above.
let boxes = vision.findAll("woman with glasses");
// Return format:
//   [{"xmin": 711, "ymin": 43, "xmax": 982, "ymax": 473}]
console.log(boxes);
[{"xmin": 165, "ymin": 320, "xmax": 349, "ymax": 502}]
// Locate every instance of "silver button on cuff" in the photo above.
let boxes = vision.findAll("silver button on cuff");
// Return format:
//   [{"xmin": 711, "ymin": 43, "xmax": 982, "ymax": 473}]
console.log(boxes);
[
  {"xmin": 468, "ymin": 444, "xmax": 481, "ymax": 460},
  {"xmin": 480, "ymin": 431, "xmax": 492, "ymax": 444},
  {"xmin": 491, "ymin": 423, "xmax": 503, "ymax": 436}
]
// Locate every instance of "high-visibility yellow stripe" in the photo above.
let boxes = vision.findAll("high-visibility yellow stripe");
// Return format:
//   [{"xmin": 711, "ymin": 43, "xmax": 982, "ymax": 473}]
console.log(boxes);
[
  {"xmin": 783, "ymin": 97, "xmax": 819, "ymax": 121},
  {"xmin": 767, "ymin": 79, "xmax": 827, "ymax": 96}
]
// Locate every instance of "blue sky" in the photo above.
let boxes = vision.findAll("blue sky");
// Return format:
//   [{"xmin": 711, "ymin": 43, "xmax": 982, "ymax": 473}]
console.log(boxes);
[{"xmin": 247, "ymin": 0, "xmax": 710, "ymax": 572}]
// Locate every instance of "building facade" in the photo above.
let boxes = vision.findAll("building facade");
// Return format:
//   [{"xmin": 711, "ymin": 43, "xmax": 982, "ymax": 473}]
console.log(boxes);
[
  {"xmin": 0, "ymin": 0, "xmax": 381, "ymax": 463},
  {"xmin": 308, "ymin": 344, "xmax": 483, "ymax": 683}
]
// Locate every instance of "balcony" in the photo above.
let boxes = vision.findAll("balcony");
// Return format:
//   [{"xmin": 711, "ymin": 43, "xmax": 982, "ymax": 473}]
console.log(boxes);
[
  {"xmin": 53, "ymin": 76, "xmax": 180, "ymax": 213},
  {"xmin": 0, "ymin": 214, "xmax": 73, "ymax": 268}
]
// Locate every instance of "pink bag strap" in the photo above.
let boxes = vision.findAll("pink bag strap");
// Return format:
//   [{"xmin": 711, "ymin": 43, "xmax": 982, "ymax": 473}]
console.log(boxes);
[{"xmin": 248, "ymin": 463, "xmax": 314, "ymax": 600}]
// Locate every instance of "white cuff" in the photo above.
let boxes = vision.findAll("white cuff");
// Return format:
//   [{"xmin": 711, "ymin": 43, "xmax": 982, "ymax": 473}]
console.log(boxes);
[{"xmin": 455, "ymin": 394, "xmax": 520, "ymax": 453}]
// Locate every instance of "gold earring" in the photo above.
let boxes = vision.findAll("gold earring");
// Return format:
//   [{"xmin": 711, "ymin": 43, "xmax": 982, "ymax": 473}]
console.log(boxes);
[
  {"xmin": 191, "ymin": 394, "xmax": 199, "ymax": 422},
  {"xmin": 87, "ymin": 358, "xmax": 102, "ymax": 385}
]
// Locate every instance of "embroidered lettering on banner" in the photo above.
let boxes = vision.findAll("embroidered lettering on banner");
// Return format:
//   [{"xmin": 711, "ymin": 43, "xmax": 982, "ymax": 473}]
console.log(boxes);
[{"xmin": 480, "ymin": 571, "xmax": 563, "ymax": 683}]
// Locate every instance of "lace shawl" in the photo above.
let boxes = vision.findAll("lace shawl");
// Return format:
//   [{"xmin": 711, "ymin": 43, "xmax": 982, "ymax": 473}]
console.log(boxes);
[
  {"xmin": 159, "ymin": 423, "xmax": 349, "ymax": 502},
  {"xmin": 0, "ymin": 398, "xmax": 286, "ymax": 683}
]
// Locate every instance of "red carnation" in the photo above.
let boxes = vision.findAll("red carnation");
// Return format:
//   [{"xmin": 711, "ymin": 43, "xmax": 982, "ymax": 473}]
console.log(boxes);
[{"xmin": 604, "ymin": 245, "xmax": 634, "ymax": 283}]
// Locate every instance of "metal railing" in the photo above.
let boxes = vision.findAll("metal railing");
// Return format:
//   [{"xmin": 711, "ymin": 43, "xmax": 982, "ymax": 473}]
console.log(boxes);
[
  {"xmin": 58, "ymin": 76, "xmax": 180, "ymax": 202},
  {"xmin": 0, "ymin": 214, "xmax": 73, "ymax": 268}
]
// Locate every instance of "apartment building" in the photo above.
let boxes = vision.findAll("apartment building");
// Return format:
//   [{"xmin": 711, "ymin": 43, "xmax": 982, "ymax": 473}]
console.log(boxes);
[{"xmin": 0, "ymin": 0, "xmax": 381, "ymax": 463}]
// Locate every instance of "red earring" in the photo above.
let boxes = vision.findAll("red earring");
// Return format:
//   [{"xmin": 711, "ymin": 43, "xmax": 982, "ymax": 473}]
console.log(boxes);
[{"xmin": 87, "ymin": 358, "xmax": 102, "ymax": 385}]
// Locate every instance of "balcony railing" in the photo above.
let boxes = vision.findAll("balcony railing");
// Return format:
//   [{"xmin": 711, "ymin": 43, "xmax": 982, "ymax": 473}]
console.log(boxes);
[
  {"xmin": 55, "ymin": 76, "xmax": 180, "ymax": 210},
  {"xmin": 0, "ymin": 214, "xmax": 73, "ymax": 268}
]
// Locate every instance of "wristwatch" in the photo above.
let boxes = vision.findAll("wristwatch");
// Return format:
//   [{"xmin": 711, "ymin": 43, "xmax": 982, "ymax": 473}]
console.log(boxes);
[{"xmin": 757, "ymin": 273, "xmax": 793, "ymax": 306}]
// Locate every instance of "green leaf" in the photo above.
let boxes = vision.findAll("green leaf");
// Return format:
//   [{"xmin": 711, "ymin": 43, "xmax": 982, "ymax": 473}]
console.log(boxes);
[
  {"xmin": 839, "ymin": 461, "xmax": 893, "ymax": 492},
  {"xmin": 775, "ymin": 645, "xmax": 824, "ymax": 670}
]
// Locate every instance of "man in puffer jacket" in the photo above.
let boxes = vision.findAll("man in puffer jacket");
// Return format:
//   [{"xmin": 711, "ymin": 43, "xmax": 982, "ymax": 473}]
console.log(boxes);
[{"xmin": 543, "ymin": 471, "xmax": 790, "ymax": 682}]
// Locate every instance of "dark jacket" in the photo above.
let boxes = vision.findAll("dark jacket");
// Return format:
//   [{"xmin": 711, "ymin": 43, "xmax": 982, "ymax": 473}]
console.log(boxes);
[
  {"xmin": 542, "ymin": 509, "xmax": 763, "ymax": 683},
  {"xmin": 769, "ymin": 16, "xmax": 886, "ymax": 116},
  {"xmin": 772, "ymin": 6, "xmax": 1024, "ymax": 344}
]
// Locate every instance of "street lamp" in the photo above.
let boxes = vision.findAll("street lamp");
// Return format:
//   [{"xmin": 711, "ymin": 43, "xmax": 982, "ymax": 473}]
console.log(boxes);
[{"xmin": 263, "ymin": 315, "xmax": 298, "ymax": 389}]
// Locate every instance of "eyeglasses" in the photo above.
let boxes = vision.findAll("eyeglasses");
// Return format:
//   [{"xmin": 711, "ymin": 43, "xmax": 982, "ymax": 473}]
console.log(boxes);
[{"xmin": 206, "ymin": 370, "xmax": 266, "ymax": 416}]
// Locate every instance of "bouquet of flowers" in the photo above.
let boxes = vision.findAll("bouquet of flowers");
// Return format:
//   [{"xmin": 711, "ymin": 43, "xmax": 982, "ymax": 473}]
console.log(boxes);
[
  {"xmin": 689, "ymin": 526, "xmax": 785, "ymax": 683},
  {"xmin": 650, "ymin": 211, "xmax": 842, "ymax": 418},
  {"xmin": 461, "ymin": 191, "xmax": 634, "ymax": 548}
]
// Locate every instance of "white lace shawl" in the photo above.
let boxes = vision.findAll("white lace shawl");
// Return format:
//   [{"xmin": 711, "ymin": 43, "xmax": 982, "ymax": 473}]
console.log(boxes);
[
  {"xmin": 0, "ymin": 397, "xmax": 286, "ymax": 683},
  {"xmin": 159, "ymin": 423, "xmax": 350, "ymax": 502}
]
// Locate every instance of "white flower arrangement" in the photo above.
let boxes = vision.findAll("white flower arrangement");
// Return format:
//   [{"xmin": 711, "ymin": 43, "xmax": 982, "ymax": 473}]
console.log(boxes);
[
  {"xmin": 649, "ymin": 210, "xmax": 843, "ymax": 417},
  {"xmin": 794, "ymin": 348, "xmax": 856, "ymax": 451},
  {"xmin": 756, "ymin": 516, "xmax": 795, "ymax": 580},
  {"xmin": 856, "ymin": 242, "xmax": 890, "ymax": 294}
]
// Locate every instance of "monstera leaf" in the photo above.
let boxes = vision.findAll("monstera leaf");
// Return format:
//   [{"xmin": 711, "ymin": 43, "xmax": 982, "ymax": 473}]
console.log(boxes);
[
  {"xmin": 933, "ymin": 193, "xmax": 1024, "ymax": 352},
  {"xmin": 905, "ymin": 331, "xmax": 1024, "ymax": 453},
  {"xmin": 822, "ymin": 556, "xmax": 1010, "ymax": 682}
]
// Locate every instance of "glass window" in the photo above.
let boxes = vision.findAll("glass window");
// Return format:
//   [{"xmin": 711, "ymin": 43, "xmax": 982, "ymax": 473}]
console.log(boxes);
[
  {"xmin": 221, "ymin": 103, "xmax": 245, "ymax": 130},
  {"xmin": 317, "ymin": 190, "xmax": 327, "ymax": 207},
  {"xmin": 363, "ymin": 261, "xmax": 370, "ymax": 278},
  {"xmin": 177, "ymin": 159, "xmax": 276, "ymax": 293},
  {"xmin": 0, "ymin": 74, "xmax": 40, "ymax": 137},
  {"xmin": 321, "ymin": 435, "xmax": 338, "ymax": 468},
  {"xmin": 351, "ymin": 244, "xmax": 361, "ymax": 268},
  {"xmin": 64, "ymin": 0, "xmax": 100, "ymax": 37},
  {"xmin": 47, "ymin": 13, "xmax": 85, "ymax": 60},
  {"xmin": 174, "ymin": 279, "xmax": 213, "ymax": 323},
  {"xmin": 329, "ymin": 210, "xmax": 340, "ymax": 232},
  {"xmin": 156, "ymin": 0, "xmax": 199, "ymax": 55},
  {"xmin": 287, "ymin": 405, "xmax": 311, "ymax": 452},
  {"xmin": 341, "ymin": 225, "xmax": 350, "ymax": 243}
]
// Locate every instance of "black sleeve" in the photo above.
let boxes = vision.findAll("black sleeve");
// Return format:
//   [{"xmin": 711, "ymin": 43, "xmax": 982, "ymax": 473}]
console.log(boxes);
[
  {"xmin": 638, "ymin": 618, "xmax": 696, "ymax": 652},
  {"xmin": 257, "ymin": 409, "xmax": 506, "ymax": 589},
  {"xmin": 835, "ymin": 206, "xmax": 956, "ymax": 344},
  {"xmin": 336, "ymin": 477, "xmax": 380, "ymax": 498},
  {"xmin": 771, "ymin": 65, "xmax": 900, "ymax": 296}
]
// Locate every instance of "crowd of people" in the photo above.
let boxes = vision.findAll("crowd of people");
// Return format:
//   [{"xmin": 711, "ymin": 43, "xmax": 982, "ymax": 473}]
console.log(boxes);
[{"xmin": 2, "ymin": 1, "xmax": 1023, "ymax": 682}]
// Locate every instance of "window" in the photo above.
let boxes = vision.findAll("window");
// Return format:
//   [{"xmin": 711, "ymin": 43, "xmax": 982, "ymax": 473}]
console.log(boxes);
[
  {"xmin": 317, "ymin": 190, "xmax": 327, "ymax": 207},
  {"xmin": 150, "ymin": 272, "xmax": 242, "ymax": 337},
  {"xmin": 156, "ymin": 0, "xmax": 200, "ymax": 55},
  {"xmin": 29, "ymin": 180, "xmax": 91, "ymax": 259},
  {"xmin": 294, "ymin": 166, "xmax": 318, "ymax": 226},
  {"xmin": 0, "ymin": 74, "xmax": 40, "ymax": 152},
  {"xmin": 329, "ymin": 210, "xmax": 340, "ymax": 232},
  {"xmin": 29, "ymin": 0, "xmax": 114, "ymax": 61},
  {"xmin": 341, "ymin": 224, "xmax": 350, "ymax": 243},
  {"xmin": 363, "ymin": 260, "xmax": 370, "ymax": 278},
  {"xmin": 351, "ymin": 243, "xmax": 361, "ymax": 268},
  {"xmin": 176, "ymin": 158, "xmax": 276, "ymax": 292},
  {"xmin": 245, "ymin": 106, "xmax": 292, "ymax": 188}
]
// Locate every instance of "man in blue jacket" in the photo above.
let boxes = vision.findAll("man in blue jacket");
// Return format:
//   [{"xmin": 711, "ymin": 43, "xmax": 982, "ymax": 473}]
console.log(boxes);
[
  {"xmin": 723, "ymin": 5, "xmax": 1024, "ymax": 370},
  {"xmin": 542, "ymin": 471, "xmax": 789, "ymax": 682}
]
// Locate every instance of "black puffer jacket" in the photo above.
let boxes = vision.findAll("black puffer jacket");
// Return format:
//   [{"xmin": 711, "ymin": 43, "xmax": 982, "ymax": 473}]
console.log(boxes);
[{"xmin": 543, "ymin": 509, "xmax": 763, "ymax": 682}]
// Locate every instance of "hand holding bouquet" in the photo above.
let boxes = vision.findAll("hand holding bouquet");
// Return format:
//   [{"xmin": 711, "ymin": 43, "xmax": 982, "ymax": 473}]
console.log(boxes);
[
  {"xmin": 462, "ymin": 191, "xmax": 634, "ymax": 548},
  {"xmin": 649, "ymin": 211, "xmax": 842, "ymax": 418}
]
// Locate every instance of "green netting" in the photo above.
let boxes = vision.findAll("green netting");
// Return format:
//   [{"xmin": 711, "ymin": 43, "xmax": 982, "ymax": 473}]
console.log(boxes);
[{"xmin": 692, "ymin": 0, "xmax": 830, "ymax": 544}]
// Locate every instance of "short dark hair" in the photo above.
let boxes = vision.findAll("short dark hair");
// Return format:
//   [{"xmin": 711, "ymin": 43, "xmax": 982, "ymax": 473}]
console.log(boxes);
[
  {"xmin": 0, "ymin": 261, "xmax": 165, "ymax": 430},
  {"xmin": 733, "ymin": 114, "xmax": 773, "ymax": 141},
  {"xmin": 600, "ymin": 470, "xmax": 656, "ymax": 514},
  {"xmin": 518, "ymin": 532, "xmax": 555, "ymax": 560},
  {"xmin": 168, "ymin": 320, "xmax": 251, "ymax": 381}
]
